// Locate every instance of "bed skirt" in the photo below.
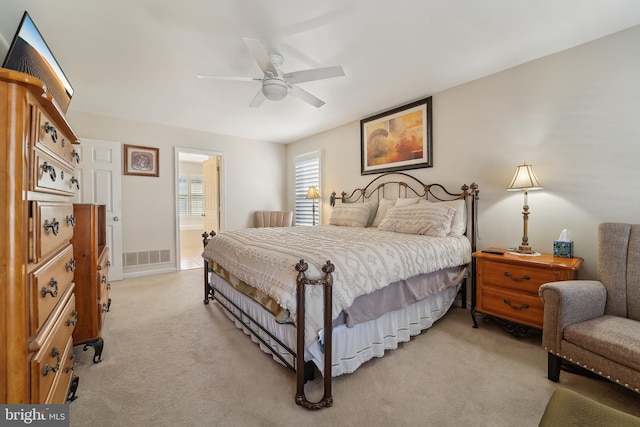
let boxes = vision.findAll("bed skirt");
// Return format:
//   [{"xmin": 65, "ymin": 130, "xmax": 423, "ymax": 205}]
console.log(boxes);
[{"xmin": 209, "ymin": 272, "xmax": 460, "ymax": 377}]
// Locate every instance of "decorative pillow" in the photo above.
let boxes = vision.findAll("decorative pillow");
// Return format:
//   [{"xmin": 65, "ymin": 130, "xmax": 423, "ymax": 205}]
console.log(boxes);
[
  {"xmin": 328, "ymin": 203, "xmax": 372, "ymax": 227},
  {"xmin": 371, "ymin": 198, "xmax": 397, "ymax": 227},
  {"xmin": 364, "ymin": 201, "xmax": 378, "ymax": 226},
  {"xmin": 419, "ymin": 199, "xmax": 466, "ymax": 236},
  {"xmin": 395, "ymin": 197, "xmax": 421, "ymax": 206},
  {"xmin": 378, "ymin": 203, "xmax": 456, "ymax": 237}
]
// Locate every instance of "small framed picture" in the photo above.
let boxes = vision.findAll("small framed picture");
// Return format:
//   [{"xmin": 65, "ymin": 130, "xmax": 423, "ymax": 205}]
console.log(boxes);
[{"xmin": 123, "ymin": 144, "xmax": 159, "ymax": 177}]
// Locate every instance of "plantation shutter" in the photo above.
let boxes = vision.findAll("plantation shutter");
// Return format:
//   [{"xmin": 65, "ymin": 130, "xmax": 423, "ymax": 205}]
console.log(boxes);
[{"xmin": 294, "ymin": 151, "xmax": 321, "ymax": 226}]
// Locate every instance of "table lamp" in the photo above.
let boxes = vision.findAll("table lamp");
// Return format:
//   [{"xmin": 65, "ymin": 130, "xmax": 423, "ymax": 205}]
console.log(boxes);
[{"xmin": 507, "ymin": 163, "xmax": 543, "ymax": 254}]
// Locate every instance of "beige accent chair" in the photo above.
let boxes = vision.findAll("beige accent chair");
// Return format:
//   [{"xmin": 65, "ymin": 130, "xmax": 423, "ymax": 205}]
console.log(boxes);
[
  {"xmin": 254, "ymin": 211, "xmax": 293, "ymax": 228},
  {"xmin": 539, "ymin": 223, "xmax": 640, "ymax": 394}
]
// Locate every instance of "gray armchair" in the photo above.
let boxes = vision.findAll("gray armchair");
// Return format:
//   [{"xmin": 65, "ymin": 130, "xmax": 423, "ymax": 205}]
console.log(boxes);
[{"xmin": 539, "ymin": 222, "xmax": 640, "ymax": 393}]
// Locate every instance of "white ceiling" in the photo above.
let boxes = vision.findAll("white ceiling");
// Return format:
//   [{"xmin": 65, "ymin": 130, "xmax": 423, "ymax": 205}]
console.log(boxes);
[{"xmin": 2, "ymin": 0, "xmax": 640, "ymax": 144}]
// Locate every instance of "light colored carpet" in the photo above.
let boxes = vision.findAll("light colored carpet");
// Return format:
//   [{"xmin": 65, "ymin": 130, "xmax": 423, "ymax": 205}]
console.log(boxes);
[{"xmin": 69, "ymin": 269, "xmax": 640, "ymax": 426}]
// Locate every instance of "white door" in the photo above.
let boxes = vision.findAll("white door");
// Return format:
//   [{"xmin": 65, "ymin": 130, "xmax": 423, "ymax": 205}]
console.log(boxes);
[
  {"xmin": 203, "ymin": 157, "xmax": 219, "ymax": 233},
  {"xmin": 74, "ymin": 139, "xmax": 124, "ymax": 280}
]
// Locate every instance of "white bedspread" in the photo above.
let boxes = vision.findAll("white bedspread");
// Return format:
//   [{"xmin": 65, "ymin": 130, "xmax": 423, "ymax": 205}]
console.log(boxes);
[{"xmin": 202, "ymin": 225, "xmax": 471, "ymax": 347}]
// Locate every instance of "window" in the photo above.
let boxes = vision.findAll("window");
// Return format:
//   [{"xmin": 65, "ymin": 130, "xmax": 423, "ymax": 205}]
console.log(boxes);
[
  {"xmin": 179, "ymin": 174, "xmax": 204, "ymax": 216},
  {"xmin": 294, "ymin": 151, "xmax": 321, "ymax": 226}
]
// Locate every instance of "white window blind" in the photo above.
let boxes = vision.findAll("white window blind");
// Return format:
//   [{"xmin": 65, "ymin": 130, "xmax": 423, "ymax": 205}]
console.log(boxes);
[
  {"xmin": 294, "ymin": 151, "xmax": 321, "ymax": 226},
  {"xmin": 179, "ymin": 174, "xmax": 204, "ymax": 216}
]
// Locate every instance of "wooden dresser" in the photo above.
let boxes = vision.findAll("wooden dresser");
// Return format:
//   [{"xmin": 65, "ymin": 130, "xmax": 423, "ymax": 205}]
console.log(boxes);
[
  {"xmin": 71, "ymin": 203, "xmax": 110, "ymax": 362},
  {"xmin": 1, "ymin": 69, "xmax": 81, "ymax": 403},
  {"xmin": 472, "ymin": 249, "xmax": 583, "ymax": 336}
]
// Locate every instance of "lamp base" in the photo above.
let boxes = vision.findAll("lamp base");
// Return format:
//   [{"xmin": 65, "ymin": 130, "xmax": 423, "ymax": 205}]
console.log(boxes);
[{"xmin": 514, "ymin": 243, "xmax": 535, "ymax": 254}]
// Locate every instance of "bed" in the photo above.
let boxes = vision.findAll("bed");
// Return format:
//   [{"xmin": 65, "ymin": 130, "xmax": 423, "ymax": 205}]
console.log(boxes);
[{"xmin": 201, "ymin": 172, "xmax": 479, "ymax": 409}]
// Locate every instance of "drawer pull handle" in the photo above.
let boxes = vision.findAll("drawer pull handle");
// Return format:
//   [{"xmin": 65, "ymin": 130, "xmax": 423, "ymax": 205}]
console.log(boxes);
[
  {"xmin": 66, "ymin": 215, "xmax": 76, "ymax": 227},
  {"xmin": 66, "ymin": 258, "xmax": 76, "ymax": 272},
  {"xmin": 504, "ymin": 271, "xmax": 530, "ymax": 282},
  {"xmin": 503, "ymin": 298, "xmax": 529, "ymax": 310},
  {"xmin": 101, "ymin": 275, "xmax": 107, "ymax": 284},
  {"xmin": 107, "ymin": 261, "xmax": 111, "ymax": 267},
  {"xmin": 67, "ymin": 309, "xmax": 78, "ymax": 327},
  {"xmin": 43, "ymin": 218, "xmax": 59, "ymax": 235},
  {"xmin": 72, "ymin": 149, "xmax": 80, "ymax": 163},
  {"xmin": 41, "ymin": 277, "xmax": 59, "ymax": 298},
  {"xmin": 44, "ymin": 122, "xmax": 58, "ymax": 143},
  {"xmin": 42, "ymin": 162, "xmax": 57, "ymax": 181},
  {"xmin": 43, "ymin": 347, "xmax": 61, "ymax": 376},
  {"xmin": 70, "ymin": 176, "xmax": 80, "ymax": 190}
]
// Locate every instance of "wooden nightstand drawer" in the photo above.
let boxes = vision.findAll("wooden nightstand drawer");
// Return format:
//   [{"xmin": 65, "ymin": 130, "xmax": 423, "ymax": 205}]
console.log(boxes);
[
  {"xmin": 477, "ymin": 285, "xmax": 544, "ymax": 329},
  {"xmin": 480, "ymin": 261, "xmax": 562, "ymax": 294}
]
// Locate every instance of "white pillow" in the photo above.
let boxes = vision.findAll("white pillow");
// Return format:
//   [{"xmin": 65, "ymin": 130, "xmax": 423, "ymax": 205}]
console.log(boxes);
[
  {"xmin": 395, "ymin": 197, "xmax": 421, "ymax": 206},
  {"xmin": 371, "ymin": 198, "xmax": 396, "ymax": 227},
  {"xmin": 364, "ymin": 201, "xmax": 378, "ymax": 226},
  {"xmin": 328, "ymin": 203, "xmax": 372, "ymax": 227},
  {"xmin": 419, "ymin": 199, "xmax": 466, "ymax": 236},
  {"xmin": 378, "ymin": 203, "xmax": 456, "ymax": 237}
]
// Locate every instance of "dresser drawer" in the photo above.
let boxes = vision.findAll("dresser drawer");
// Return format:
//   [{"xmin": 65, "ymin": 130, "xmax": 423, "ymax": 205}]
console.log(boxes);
[
  {"xmin": 479, "ymin": 261, "xmax": 564, "ymax": 294},
  {"xmin": 30, "ymin": 244, "xmax": 76, "ymax": 335},
  {"xmin": 32, "ymin": 149, "xmax": 78, "ymax": 196},
  {"xmin": 44, "ymin": 336, "xmax": 75, "ymax": 404},
  {"xmin": 36, "ymin": 107, "xmax": 79, "ymax": 167},
  {"xmin": 97, "ymin": 248, "xmax": 110, "ymax": 299},
  {"xmin": 477, "ymin": 285, "xmax": 544, "ymax": 329},
  {"xmin": 32, "ymin": 201, "xmax": 75, "ymax": 263},
  {"xmin": 31, "ymin": 292, "xmax": 77, "ymax": 403}
]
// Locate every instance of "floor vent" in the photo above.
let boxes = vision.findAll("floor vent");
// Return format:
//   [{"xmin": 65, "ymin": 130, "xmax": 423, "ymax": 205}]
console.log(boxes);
[{"xmin": 123, "ymin": 249, "xmax": 171, "ymax": 267}]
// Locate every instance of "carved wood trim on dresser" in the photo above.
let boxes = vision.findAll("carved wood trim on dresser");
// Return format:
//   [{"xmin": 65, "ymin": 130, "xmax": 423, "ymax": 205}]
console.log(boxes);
[{"xmin": 1, "ymin": 69, "xmax": 81, "ymax": 403}]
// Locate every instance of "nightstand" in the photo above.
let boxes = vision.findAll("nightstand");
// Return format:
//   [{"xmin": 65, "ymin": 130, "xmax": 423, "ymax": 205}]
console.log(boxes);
[{"xmin": 471, "ymin": 248, "xmax": 583, "ymax": 336}]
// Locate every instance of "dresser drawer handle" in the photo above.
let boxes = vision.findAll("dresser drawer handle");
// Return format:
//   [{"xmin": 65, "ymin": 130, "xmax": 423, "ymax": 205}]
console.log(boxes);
[
  {"xmin": 43, "ymin": 347, "xmax": 61, "ymax": 376},
  {"xmin": 503, "ymin": 299, "xmax": 529, "ymax": 310},
  {"xmin": 43, "ymin": 218, "xmax": 59, "ymax": 235},
  {"xmin": 44, "ymin": 122, "xmax": 58, "ymax": 143},
  {"xmin": 66, "ymin": 215, "xmax": 77, "ymax": 227},
  {"xmin": 42, "ymin": 161, "xmax": 57, "ymax": 181},
  {"xmin": 504, "ymin": 271, "xmax": 530, "ymax": 282},
  {"xmin": 67, "ymin": 309, "xmax": 78, "ymax": 326},
  {"xmin": 72, "ymin": 149, "xmax": 80, "ymax": 164},
  {"xmin": 101, "ymin": 275, "xmax": 107, "ymax": 284},
  {"xmin": 66, "ymin": 258, "xmax": 76, "ymax": 272},
  {"xmin": 70, "ymin": 176, "xmax": 80, "ymax": 190},
  {"xmin": 41, "ymin": 277, "xmax": 59, "ymax": 298}
]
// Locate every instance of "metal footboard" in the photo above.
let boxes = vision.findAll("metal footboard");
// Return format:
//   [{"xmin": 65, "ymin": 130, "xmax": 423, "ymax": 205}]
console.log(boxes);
[{"xmin": 202, "ymin": 231, "xmax": 334, "ymax": 410}]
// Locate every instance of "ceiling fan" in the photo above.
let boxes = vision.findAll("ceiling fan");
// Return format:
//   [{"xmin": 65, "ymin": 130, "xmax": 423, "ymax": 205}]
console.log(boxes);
[{"xmin": 197, "ymin": 37, "xmax": 345, "ymax": 108}]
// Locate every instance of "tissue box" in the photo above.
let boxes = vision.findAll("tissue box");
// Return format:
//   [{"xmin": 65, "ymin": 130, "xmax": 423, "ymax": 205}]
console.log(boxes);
[{"xmin": 553, "ymin": 240, "xmax": 574, "ymax": 258}]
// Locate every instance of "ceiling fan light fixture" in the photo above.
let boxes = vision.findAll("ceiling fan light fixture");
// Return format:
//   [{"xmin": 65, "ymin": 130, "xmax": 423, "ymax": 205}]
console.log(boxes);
[{"xmin": 262, "ymin": 79, "xmax": 288, "ymax": 101}]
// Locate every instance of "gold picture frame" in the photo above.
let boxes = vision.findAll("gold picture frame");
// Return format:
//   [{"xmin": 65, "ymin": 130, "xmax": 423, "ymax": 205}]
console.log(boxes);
[
  {"xmin": 360, "ymin": 96, "xmax": 432, "ymax": 175},
  {"xmin": 123, "ymin": 144, "xmax": 159, "ymax": 177}
]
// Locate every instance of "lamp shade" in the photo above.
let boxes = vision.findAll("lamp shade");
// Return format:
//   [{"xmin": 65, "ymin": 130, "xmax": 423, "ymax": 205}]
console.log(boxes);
[
  {"xmin": 507, "ymin": 164, "xmax": 543, "ymax": 191},
  {"xmin": 306, "ymin": 186, "xmax": 320, "ymax": 199}
]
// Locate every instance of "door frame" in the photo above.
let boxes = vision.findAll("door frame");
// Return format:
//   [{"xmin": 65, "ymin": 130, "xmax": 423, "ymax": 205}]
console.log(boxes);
[{"xmin": 174, "ymin": 147, "xmax": 225, "ymax": 271}]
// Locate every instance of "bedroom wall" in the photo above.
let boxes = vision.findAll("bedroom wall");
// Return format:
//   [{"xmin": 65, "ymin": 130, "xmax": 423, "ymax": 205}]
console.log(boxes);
[
  {"xmin": 287, "ymin": 25, "xmax": 640, "ymax": 281},
  {"xmin": 66, "ymin": 111, "xmax": 287, "ymax": 277}
]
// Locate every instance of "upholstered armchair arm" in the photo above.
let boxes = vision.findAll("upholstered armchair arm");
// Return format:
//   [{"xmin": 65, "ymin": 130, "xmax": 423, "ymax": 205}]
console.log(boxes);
[{"xmin": 539, "ymin": 280, "xmax": 607, "ymax": 352}]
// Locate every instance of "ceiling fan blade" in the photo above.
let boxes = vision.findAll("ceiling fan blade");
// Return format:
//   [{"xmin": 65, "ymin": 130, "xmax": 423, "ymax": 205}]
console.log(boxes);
[
  {"xmin": 284, "ymin": 66, "xmax": 345, "ymax": 84},
  {"xmin": 196, "ymin": 74, "xmax": 262, "ymax": 82},
  {"xmin": 243, "ymin": 37, "xmax": 278, "ymax": 76},
  {"xmin": 249, "ymin": 89, "xmax": 266, "ymax": 108},
  {"xmin": 288, "ymin": 85, "xmax": 325, "ymax": 108}
]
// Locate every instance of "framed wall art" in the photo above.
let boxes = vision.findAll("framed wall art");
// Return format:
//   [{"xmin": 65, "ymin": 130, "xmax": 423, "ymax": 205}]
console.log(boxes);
[
  {"xmin": 360, "ymin": 96, "xmax": 432, "ymax": 175},
  {"xmin": 123, "ymin": 144, "xmax": 159, "ymax": 177}
]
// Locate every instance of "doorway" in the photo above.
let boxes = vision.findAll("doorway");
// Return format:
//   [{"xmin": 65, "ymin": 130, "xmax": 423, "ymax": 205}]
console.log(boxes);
[{"xmin": 175, "ymin": 148, "xmax": 223, "ymax": 271}]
